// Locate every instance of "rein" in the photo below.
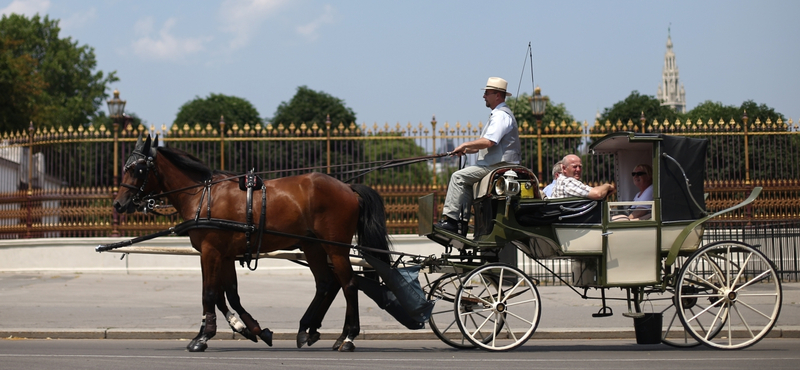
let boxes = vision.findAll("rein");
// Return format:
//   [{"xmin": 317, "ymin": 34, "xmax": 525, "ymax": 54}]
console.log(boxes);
[{"xmin": 135, "ymin": 152, "xmax": 451, "ymax": 209}]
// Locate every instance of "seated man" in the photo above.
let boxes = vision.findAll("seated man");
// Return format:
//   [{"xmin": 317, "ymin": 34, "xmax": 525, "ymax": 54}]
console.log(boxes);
[
  {"xmin": 436, "ymin": 77, "xmax": 521, "ymax": 234},
  {"xmin": 550, "ymin": 154, "xmax": 615, "ymax": 200},
  {"xmin": 541, "ymin": 160, "xmax": 562, "ymax": 198}
]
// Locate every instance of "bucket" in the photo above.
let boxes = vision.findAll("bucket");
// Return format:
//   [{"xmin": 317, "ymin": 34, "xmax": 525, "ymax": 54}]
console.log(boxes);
[{"xmin": 633, "ymin": 313, "xmax": 663, "ymax": 345}]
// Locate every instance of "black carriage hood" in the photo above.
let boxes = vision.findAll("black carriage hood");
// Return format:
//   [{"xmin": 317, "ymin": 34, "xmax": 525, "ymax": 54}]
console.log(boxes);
[{"xmin": 659, "ymin": 135, "xmax": 708, "ymax": 221}]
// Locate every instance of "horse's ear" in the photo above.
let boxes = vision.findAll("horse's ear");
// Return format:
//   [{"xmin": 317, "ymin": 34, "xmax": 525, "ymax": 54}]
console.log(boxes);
[
  {"xmin": 151, "ymin": 135, "xmax": 159, "ymax": 156},
  {"xmin": 135, "ymin": 133, "xmax": 144, "ymax": 150},
  {"xmin": 142, "ymin": 135, "xmax": 152, "ymax": 156}
]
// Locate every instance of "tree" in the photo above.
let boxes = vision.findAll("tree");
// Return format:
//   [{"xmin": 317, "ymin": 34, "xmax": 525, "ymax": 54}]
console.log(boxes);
[
  {"xmin": 0, "ymin": 36, "xmax": 45, "ymax": 133},
  {"xmin": 174, "ymin": 93, "xmax": 262, "ymax": 127},
  {"xmin": 270, "ymin": 86, "xmax": 356, "ymax": 126},
  {"xmin": 597, "ymin": 91, "xmax": 682, "ymax": 131},
  {"xmin": 0, "ymin": 14, "xmax": 117, "ymax": 132},
  {"xmin": 685, "ymin": 100, "xmax": 785, "ymax": 124},
  {"xmin": 506, "ymin": 93, "xmax": 580, "ymax": 181},
  {"xmin": 685, "ymin": 100, "xmax": 789, "ymax": 182},
  {"xmin": 364, "ymin": 133, "xmax": 431, "ymax": 185}
]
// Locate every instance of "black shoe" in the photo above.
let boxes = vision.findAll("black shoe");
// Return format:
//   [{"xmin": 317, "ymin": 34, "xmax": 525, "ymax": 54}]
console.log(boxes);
[{"xmin": 436, "ymin": 217, "xmax": 459, "ymax": 233}]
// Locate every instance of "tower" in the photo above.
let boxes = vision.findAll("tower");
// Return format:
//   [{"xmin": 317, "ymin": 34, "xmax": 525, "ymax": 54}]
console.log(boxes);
[{"xmin": 657, "ymin": 29, "xmax": 686, "ymax": 113}]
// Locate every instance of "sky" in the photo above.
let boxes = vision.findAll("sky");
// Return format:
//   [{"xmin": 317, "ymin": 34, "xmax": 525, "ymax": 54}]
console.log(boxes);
[{"xmin": 3, "ymin": 0, "xmax": 799, "ymax": 132}]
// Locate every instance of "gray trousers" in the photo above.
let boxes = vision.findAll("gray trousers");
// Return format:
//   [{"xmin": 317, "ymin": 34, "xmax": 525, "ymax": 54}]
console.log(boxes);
[{"xmin": 442, "ymin": 162, "xmax": 511, "ymax": 221}]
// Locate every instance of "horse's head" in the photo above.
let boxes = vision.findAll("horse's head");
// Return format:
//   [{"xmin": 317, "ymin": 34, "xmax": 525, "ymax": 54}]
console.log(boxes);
[{"xmin": 114, "ymin": 134, "xmax": 159, "ymax": 214}]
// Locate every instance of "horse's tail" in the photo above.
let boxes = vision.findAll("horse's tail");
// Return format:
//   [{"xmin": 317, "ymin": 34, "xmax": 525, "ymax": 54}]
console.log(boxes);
[{"xmin": 350, "ymin": 184, "xmax": 392, "ymax": 265}]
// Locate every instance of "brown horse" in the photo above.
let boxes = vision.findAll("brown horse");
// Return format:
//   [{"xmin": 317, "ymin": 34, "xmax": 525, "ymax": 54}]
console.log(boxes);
[{"xmin": 113, "ymin": 135, "xmax": 391, "ymax": 352}]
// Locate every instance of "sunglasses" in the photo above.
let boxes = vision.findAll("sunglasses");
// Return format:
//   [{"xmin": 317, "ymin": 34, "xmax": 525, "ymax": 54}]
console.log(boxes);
[{"xmin": 631, "ymin": 171, "xmax": 647, "ymax": 177}]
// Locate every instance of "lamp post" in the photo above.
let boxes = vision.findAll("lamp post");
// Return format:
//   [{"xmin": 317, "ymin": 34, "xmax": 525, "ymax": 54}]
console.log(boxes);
[
  {"xmin": 106, "ymin": 89, "xmax": 126, "ymax": 237},
  {"xmin": 530, "ymin": 86, "xmax": 548, "ymax": 182},
  {"xmin": 743, "ymin": 110, "xmax": 750, "ymax": 186}
]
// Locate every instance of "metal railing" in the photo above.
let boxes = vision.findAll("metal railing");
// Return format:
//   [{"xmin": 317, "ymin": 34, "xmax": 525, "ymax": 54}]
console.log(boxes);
[{"xmin": 1, "ymin": 116, "xmax": 799, "ymax": 280}]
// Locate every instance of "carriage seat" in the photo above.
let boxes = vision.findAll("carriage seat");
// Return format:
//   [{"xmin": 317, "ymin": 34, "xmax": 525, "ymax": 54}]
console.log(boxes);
[
  {"xmin": 515, "ymin": 198, "xmax": 602, "ymax": 226},
  {"xmin": 473, "ymin": 166, "xmax": 541, "ymax": 200}
]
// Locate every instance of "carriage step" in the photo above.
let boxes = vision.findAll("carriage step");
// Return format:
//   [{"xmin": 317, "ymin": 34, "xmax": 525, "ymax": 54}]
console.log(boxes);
[{"xmin": 592, "ymin": 306, "xmax": 613, "ymax": 317}]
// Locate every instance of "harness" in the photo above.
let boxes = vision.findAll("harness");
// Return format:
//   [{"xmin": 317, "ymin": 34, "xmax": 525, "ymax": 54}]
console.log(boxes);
[
  {"xmin": 104, "ymin": 148, "xmax": 451, "ymax": 269},
  {"xmin": 238, "ymin": 171, "xmax": 267, "ymax": 270}
]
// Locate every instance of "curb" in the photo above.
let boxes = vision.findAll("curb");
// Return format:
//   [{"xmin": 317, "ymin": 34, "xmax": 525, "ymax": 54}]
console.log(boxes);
[{"xmin": 3, "ymin": 327, "xmax": 799, "ymax": 341}]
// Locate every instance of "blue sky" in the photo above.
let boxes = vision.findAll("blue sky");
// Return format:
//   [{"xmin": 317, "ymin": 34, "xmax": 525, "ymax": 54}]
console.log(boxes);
[{"xmin": 3, "ymin": 0, "xmax": 799, "ymax": 131}]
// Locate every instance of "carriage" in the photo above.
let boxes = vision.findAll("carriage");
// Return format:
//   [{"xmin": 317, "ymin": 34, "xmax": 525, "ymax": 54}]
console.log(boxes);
[
  {"xmin": 416, "ymin": 131, "xmax": 782, "ymax": 351},
  {"xmin": 99, "ymin": 131, "xmax": 782, "ymax": 352}
]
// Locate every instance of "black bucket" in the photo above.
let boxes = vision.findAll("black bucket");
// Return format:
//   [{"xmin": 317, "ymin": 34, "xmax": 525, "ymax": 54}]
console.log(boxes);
[{"xmin": 633, "ymin": 313, "xmax": 663, "ymax": 345}]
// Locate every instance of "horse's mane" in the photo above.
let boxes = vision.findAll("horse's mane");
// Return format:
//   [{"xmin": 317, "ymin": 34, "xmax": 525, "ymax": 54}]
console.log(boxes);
[{"xmin": 156, "ymin": 146, "xmax": 214, "ymax": 183}]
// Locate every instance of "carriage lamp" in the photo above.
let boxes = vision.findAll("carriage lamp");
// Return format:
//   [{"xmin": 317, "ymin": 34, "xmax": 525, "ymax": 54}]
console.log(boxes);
[
  {"xmin": 495, "ymin": 170, "xmax": 521, "ymax": 196},
  {"xmin": 530, "ymin": 87, "xmax": 548, "ymax": 182}
]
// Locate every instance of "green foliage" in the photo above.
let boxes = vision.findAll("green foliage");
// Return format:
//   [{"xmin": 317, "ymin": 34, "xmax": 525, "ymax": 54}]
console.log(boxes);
[
  {"xmin": 506, "ymin": 93, "xmax": 581, "ymax": 180},
  {"xmin": 507, "ymin": 92, "xmax": 576, "ymax": 128},
  {"xmin": 364, "ymin": 134, "xmax": 432, "ymax": 185},
  {"xmin": 0, "ymin": 13, "xmax": 118, "ymax": 132},
  {"xmin": 174, "ymin": 93, "xmax": 262, "ymax": 127},
  {"xmin": 685, "ymin": 100, "xmax": 785, "ymax": 124},
  {"xmin": 0, "ymin": 36, "xmax": 44, "ymax": 133},
  {"xmin": 270, "ymin": 86, "xmax": 356, "ymax": 125},
  {"xmin": 598, "ymin": 91, "xmax": 681, "ymax": 130}
]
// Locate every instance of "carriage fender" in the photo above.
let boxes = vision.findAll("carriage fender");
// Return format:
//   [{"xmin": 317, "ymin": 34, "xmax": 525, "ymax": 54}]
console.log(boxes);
[{"xmin": 665, "ymin": 186, "xmax": 762, "ymax": 266}]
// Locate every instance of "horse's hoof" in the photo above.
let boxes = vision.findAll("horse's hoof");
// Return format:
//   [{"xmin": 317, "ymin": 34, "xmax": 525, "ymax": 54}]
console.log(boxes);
[
  {"xmin": 307, "ymin": 332, "xmax": 321, "ymax": 347},
  {"xmin": 338, "ymin": 341, "xmax": 355, "ymax": 352},
  {"xmin": 296, "ymin": 332, "xmax": 308, "ymax": 348},
  {"xmin": 259, "ymin": 329, "xmax": 273, "ymax": 347},
  {"xmin": 186, "ymin": 340, "xmax": 208, "ymax": 352},
  {"xmin": 331, "ymin": 338, "xmax": 344, "ymax": 351},
  {"xmin": 239, "ymin": 328, "xmax": 259, "ymax": 343}
]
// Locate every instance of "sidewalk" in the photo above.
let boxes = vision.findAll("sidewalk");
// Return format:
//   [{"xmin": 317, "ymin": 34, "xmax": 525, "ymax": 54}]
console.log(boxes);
[{"xmin": 1, "ymin": 271, "xmax": 798, "ymax": 341}]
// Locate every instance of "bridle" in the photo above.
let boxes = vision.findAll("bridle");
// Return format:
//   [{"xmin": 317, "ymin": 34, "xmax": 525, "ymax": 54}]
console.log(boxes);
[{"xmin": 120, "ymin": 149, "xmax": 158, "ymax": 212}]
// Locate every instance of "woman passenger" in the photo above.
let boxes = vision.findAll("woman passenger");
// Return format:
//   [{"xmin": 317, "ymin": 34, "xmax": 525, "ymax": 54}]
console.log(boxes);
[{"xmin": 628, "ymin": 164, "xmax": 653, "ymax": 220}]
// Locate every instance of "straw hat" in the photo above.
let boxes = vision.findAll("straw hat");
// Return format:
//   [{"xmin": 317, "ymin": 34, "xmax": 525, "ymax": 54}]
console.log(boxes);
[{"xmin": 483, "ymin": 77, "xmax": 512, "ymax": 96}]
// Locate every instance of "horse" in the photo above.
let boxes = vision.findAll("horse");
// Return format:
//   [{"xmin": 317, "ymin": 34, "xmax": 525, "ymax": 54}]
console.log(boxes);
[{"xmin": 113, "ymin": 134, "xmax": 391, "ymax": 352}]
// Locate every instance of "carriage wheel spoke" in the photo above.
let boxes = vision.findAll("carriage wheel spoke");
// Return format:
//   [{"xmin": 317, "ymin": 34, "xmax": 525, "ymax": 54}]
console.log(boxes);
[
  {"xmin": 686, "ymin": 295, "xmax": 723, "ymax": 324},
  {"xmin": 687, "ymin": 306, "xmax": 714, "ymax": 338},
  {"xmin": 729, "ymin": 252, "xmax": 754, "ymax": 287},
  {"xmin": 734, "ymin": 270, "xmax": 773, "ymax": 293},
  {"xmin": 685, "ymin": 270, "xmax": 722, "ymax": 293},
  {"xmin": 700, "ymin": 254, "xmax": 727, "ymax": 286},
  {"xmin": 505, "ymin": 309, "xmax": 535, "ymax": 326},
  {"xmin": 505, "ymin": 297, "xmax": 539, "ymax": 308},
  {"xmin": 732, "ymin": 303, "xmax": 756, "ymax": 339},
  {"xmin": 496, "ymin": 269, "xmax": 505, "ymax": 302},
  {"xmin": 736, "ymin": 298, "xmax": 775, "ymax": 321}
]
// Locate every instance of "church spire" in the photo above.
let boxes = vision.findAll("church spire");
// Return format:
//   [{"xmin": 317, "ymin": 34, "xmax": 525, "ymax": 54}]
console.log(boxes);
[{"xmin": 657, "ymin": 27, "xmax": 686, "ymax": 113}]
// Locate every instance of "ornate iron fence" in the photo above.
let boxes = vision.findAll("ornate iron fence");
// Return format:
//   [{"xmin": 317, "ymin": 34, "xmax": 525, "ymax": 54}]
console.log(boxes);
[{"xmin": 1, "ymin": 116, "xmax": 799, "ymax": 279}]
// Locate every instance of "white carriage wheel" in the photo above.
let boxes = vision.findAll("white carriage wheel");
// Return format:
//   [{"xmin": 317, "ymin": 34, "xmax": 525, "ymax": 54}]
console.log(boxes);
[
  {"xmin": 675, "ymin": 241, "xmax": 782, "ymax": 350},
  {"xmin": 454, "ymin": 263, "xmax": 541, "ymax": 351},
  {"xmin": 427, "ymin": 273, "xmax": 481, "ymax": 349}
]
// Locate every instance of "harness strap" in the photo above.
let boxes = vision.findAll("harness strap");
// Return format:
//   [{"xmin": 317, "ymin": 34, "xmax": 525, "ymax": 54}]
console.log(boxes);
[
  {"xmin": 243, "ymin": 172, "xmax": 255, "ymax": 266},
  {"xmin": 241, "ymin": 172, "xmax": 267, "ymax": 270}
]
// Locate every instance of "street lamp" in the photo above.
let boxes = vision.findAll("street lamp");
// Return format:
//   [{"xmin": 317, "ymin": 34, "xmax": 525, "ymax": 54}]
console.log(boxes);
[
  {"xmin": 106, "ymin": 89, "xmax": 126, "ymax": 237},
  {"xmin": 529, "ymin": 86, "xmax": 548, "ymax": 182},
  {"xmin": 107, "ymin": 89, "xmax": 126, "ymax": 122}
]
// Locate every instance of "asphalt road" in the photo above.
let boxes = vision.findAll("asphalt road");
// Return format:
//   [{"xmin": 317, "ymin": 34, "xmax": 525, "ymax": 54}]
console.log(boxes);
[{"xmin": 2, "ymin": 338, "xmax": 800, "ymax": 370}]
